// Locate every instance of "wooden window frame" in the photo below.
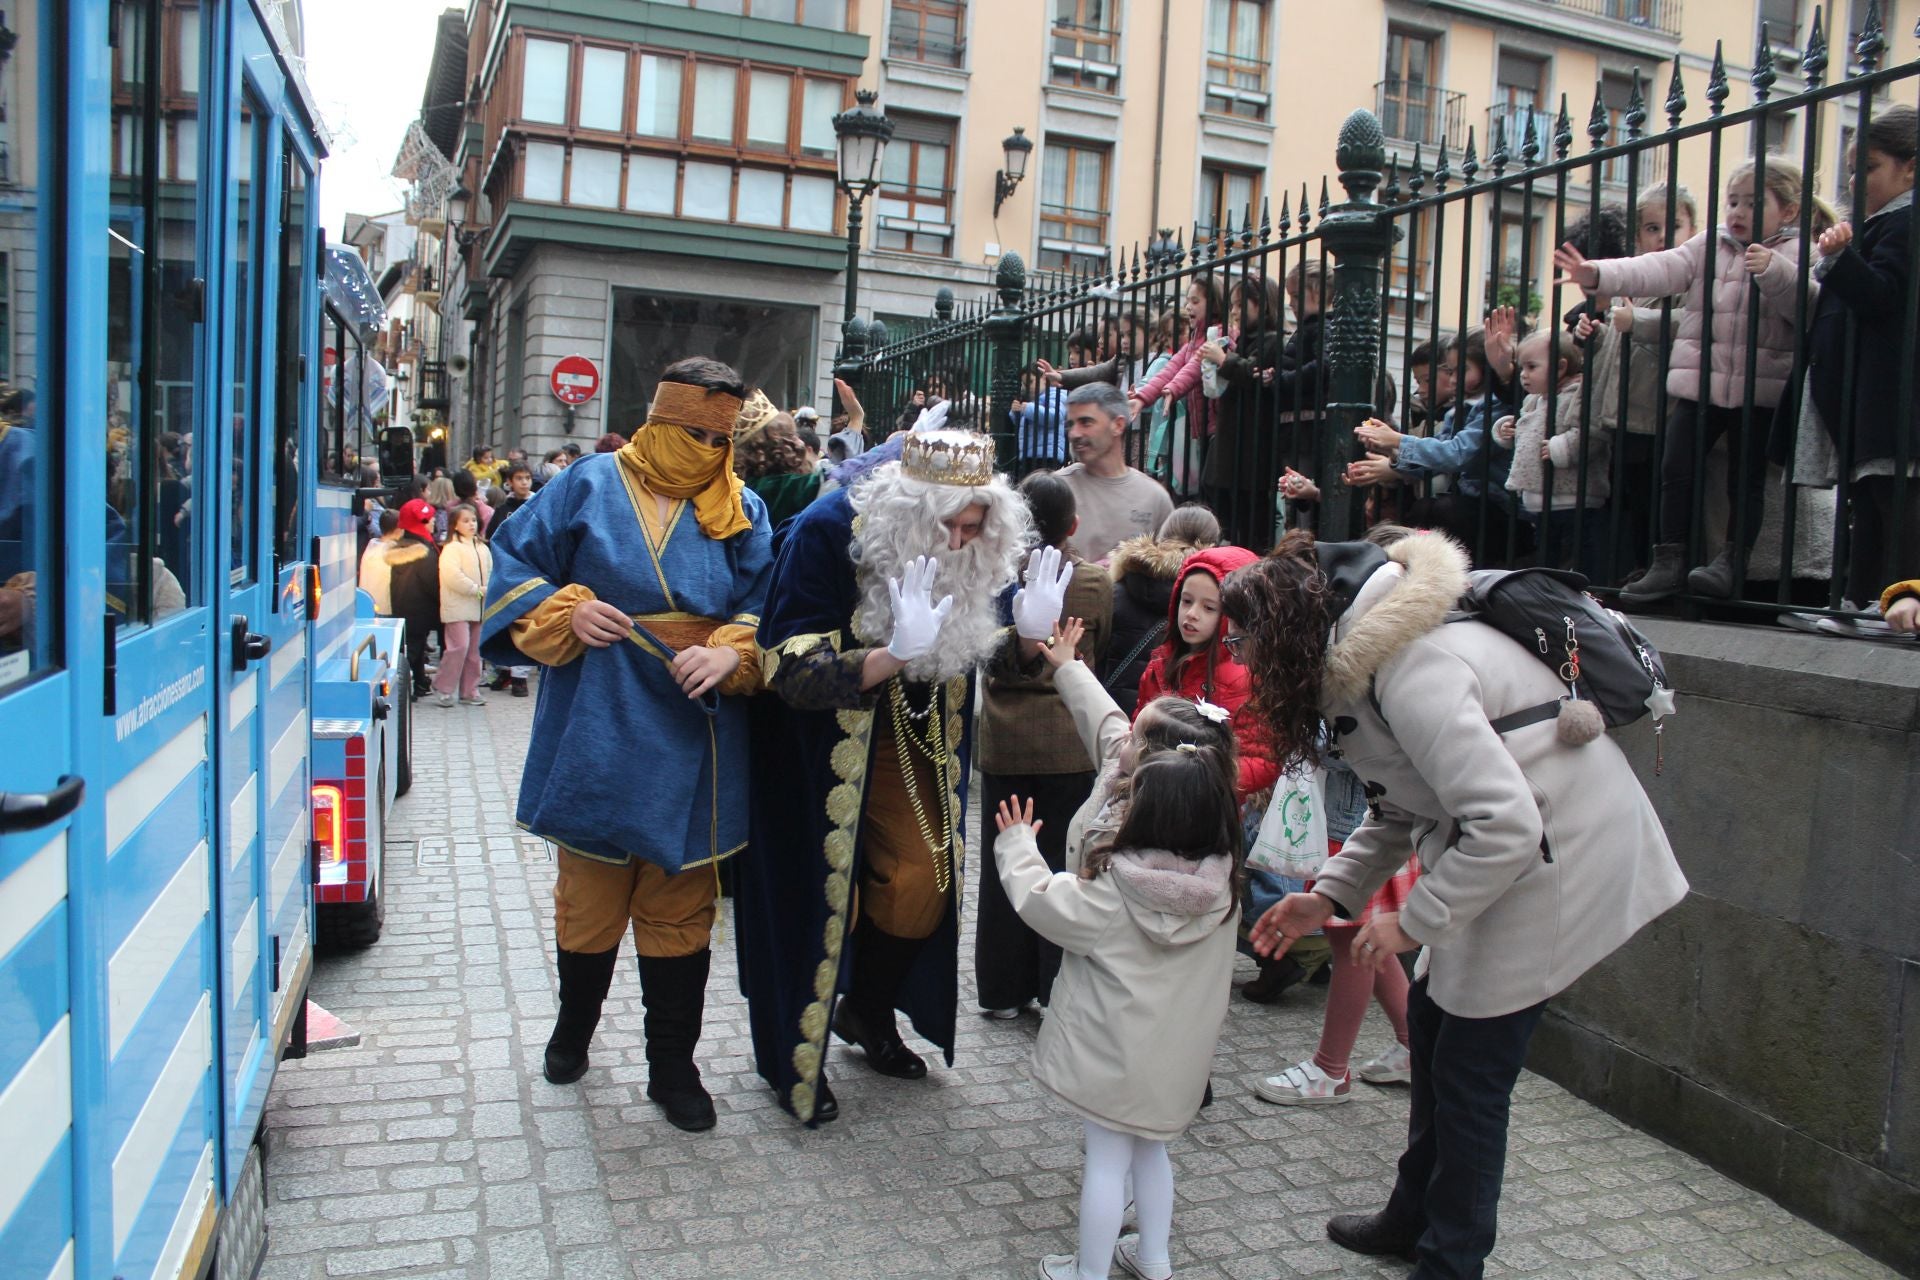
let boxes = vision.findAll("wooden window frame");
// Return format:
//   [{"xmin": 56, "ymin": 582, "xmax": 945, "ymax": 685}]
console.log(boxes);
[
  {"xmin": 505, "ymin": 34, "xmax": 847, "ymax": 236},
  {"xmin": 888, "ymin": 0, "xmax": 967, "ymax": 68},
  {"xmin": 875, "ymin": 114, "xmax": 956, "ymax": 257},
  {"xmin": 1199, "ymin": 163, "xmax": 1262, "ymax": 242},
  {"xmin": 1204, "ymin": 0, "xmax": 1271, "ymax": 121},
  {"xmin": 1038, "ymin": 138, "xmax": 1111, "ymax": 272},
  {"xmin": 680, "ymin": 0, "xmax": 852, "ymax": 25},
  {"xmin": 1050, "ymin": 0, "xmax": 1119, "ymax": 93},
  {"xmin": 1381, "ymin": 25, "xmax": 1440, "ymax": 145}
]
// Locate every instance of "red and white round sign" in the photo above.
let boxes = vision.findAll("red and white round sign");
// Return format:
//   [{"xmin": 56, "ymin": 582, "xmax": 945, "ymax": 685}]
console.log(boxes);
[{"xmin": 550, "ymin": 354, "xmax": 601, "ymax": 406}]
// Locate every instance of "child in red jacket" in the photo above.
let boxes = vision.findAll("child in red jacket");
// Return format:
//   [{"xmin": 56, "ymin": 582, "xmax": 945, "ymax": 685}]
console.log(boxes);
[{"xmin": 1135, "ymin": 546, "xmax": 1277, "ymax": 800}]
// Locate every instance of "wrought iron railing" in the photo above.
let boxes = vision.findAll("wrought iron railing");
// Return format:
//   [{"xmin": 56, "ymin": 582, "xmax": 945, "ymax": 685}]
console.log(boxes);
[
  {"xmin": 843, "ymin": 11, "xmax": 1918, "ymax": 629},
  {"xmin": 1377, "ymin": 79, "xmax": 1467, "ymax": 152}
]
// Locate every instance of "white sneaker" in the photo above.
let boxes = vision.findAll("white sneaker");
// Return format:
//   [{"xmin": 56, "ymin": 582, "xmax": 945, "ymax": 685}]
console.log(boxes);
[
  {"xmin": 1037, "ymin": 1255, "xmax": 1079, "ymax": 1280},
  {"xmin": 459, "ymin": 695, "xmax": 487, "ymax": 706},
  {"xmin": 983, "ymin": 1007, "xmax": 1022, "ymax": 1020},
  {"xmin": 434, "ymin": 692, "xmax": 454, "ymax": 708},
  {"xmin": 1253, "ymin": 1059, "xmax": 1351, "ymax": 1106},
  {"xmin": 1355, "ymin": 1043, "xmax": 1413, "ymax": 1085},
  {"xmin": 1116, "ymin": 1233, "xmax": 1174, "ymax": 1279}
]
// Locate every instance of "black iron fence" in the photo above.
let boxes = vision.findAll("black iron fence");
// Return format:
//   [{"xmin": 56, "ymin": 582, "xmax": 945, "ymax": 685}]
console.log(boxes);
[{"xmin": 845, "ymin": 6, "xmax": 1919, "ymax": 627}]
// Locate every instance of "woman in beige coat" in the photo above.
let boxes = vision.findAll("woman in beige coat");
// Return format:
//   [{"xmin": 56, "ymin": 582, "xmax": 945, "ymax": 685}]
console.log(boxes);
[
  {"xmin": 1224, "ymin": 530, "xmax": 1687, "ymax": 1280},
  {"xmin": 995, "ymin": 622, "xmax": 1243, "ymax": 1280}
]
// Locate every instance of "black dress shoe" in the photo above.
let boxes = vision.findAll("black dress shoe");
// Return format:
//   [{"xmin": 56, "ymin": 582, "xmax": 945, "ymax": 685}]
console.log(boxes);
[
  {"xmin": 647, "ymin": 1078, "xmax": 716, "ymax": 1132},
  {"xmin": 1327, "ymin": 1211, "xmax": 1420, "ymax": 1262},
  {"xmin": 778, "ymin": 1076, "xmax": 839, "ymax": 1124},
  {"xmin": 832, "ymin": 1003, "xmax": 927, "ymax": 1079},
  {"xmin": 543, "ymin": 1043, "xmax": 589, "ymax": 1085}
]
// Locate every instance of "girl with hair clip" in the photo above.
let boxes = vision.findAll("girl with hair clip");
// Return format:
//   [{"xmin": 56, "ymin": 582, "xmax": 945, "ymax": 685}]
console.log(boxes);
[{"xmin": 994, "ymin": 618, "xmax": 1245, "ymax": 1280}]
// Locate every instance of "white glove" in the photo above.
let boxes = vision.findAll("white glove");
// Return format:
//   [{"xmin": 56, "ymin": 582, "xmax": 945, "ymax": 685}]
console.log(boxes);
[
  {"xmin": 886, "ymin": 555, "xmax": 954, "ymax": 661},
  {"xmin": 1012, "ymin": 545, "xmax": 1074, "ymax": 641},
  {"xmin": 910, "ymin": 400, "xmax": 951, "ymax": 434}
]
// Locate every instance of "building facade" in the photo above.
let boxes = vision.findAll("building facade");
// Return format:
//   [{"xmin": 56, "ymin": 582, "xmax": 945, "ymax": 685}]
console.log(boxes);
[{"xmin": 418, "ymin": 0, "xmax": 1919, "ymax": 461}]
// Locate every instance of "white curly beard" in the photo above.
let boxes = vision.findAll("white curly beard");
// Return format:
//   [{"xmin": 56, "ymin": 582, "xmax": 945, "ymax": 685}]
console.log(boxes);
[{"xmin": 849, "ymin": 463, "xmax": 1030, "ymax": 682}]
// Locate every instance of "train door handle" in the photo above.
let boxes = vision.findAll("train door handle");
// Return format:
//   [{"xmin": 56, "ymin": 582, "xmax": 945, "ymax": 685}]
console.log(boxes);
[
  {"xmin": 0, "ymin": 775, "xmax": 85, "ymax": 834},
  {"xmin": 232, "ymin": 615, "xmax": 273, "ymax": 670}
]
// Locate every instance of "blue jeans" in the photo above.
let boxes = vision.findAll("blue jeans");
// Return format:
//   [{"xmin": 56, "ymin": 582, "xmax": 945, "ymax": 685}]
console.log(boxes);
[{"xmin": 1384, "ymin": 977, "xmax": 1548, "ymax": 1279}]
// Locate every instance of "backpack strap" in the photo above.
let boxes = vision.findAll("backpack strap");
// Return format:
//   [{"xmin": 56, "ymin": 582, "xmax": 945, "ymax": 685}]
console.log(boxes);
[
  {"xmin": 1488, "ymin": 700, "xmax": 1562, "ymax": 735},
  {"xmin": 1102, "ymin": 621, "xmax": 1166, "ymax": 695}
]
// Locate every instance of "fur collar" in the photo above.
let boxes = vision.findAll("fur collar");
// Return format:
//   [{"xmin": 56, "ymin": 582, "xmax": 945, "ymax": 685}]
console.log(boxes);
[
  {"xmin": 1110, "ymin": 535, "xmax": 1197, "ymax": 582},
  {"xmin": 1320, "ymin": 532, "xmax": 1469, "ymax": 705},
  {"xmin": 1108, "ymin": 848, "xmax": 1233, "ymax": 916}
]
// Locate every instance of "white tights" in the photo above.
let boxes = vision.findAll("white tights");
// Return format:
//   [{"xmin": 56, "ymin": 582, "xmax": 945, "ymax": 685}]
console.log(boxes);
[{"xmin": 1078, "ymin": 1119, "xmax": 1173, "ymax": 1280}]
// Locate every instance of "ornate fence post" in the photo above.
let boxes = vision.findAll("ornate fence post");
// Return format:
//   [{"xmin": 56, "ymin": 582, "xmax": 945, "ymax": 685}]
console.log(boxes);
[
  {"xmin": 983, "ymin": 253, "xmax": 1028, "ymax": 471},
  {"xmin": 1315, "ymin": 110, "xmax": 1395, "ymax": 541},
  {"xmin": 833, "ymin": 316, "xmax": 869, "ymax": 439}
]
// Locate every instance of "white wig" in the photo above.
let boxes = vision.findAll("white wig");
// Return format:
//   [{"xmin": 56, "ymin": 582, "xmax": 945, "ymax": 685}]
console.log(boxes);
[{"xmin": 849, "ymin": 462, "xmax": 1030, "ymax": 681}]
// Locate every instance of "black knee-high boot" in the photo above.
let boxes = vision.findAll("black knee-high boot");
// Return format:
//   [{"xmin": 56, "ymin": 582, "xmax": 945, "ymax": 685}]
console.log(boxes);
[
  {"xmin": 831, "ymin": 924, "xmax": 928, "ymax": 1080},
  {"xmin": 545, "ymin": 946, "xmax": 620, "ymax": 1085},
  {"xmin": 635, "ymin": 948, "xmax": 717, "ymax": 1132}
]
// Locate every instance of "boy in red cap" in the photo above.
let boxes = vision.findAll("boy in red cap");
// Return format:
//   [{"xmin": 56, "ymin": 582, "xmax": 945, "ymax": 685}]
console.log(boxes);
[{"xmin": 388, "ymin": 498, "xmax": 441, "ymax": 698}]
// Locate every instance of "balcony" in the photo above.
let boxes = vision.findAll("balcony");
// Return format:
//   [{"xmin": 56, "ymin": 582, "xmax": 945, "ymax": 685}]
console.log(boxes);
[
  {"xmin": 1427, "ymin": 0, "xmax": 1680, "ymax": 55},
  {"xmin": 416, "ymin": 359, "xmax": 451, "ymax": 412},
  {"xmin": 1553, "ymin": 0, "xmax": 1680, "ymax": 35},
  {"xmin": 1050, "ymin": 22, "xmax": 1120, "ymax": 93},
  {"xmin": 887, "ymin": 28, "xmax": 965, "ymax": 68},
  {"xmin": 407, "ymin": 263, "xmax": 441, "ymax": 301},
  {"xmin": 1376, "ymin": 80, "xmax": 1467, "ymax": 152},
  {"xmin": 1487, "ymin": 103, "xmax": 1558, "ymax": 161}
]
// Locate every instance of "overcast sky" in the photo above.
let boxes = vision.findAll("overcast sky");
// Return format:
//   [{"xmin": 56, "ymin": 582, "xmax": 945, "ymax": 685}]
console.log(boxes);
[{"xmin": 306, "ymin": 0, "xmax": 459, "ymax": 236}]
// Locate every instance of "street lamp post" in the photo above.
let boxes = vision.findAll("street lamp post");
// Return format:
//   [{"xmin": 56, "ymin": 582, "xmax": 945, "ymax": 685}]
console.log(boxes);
[{"xmin": 832, "ymin": 88, "xmax": 894, "ymax": 333}]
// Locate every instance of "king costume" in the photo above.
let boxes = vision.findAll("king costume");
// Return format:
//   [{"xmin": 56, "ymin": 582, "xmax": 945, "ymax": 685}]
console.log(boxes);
[
  {"xmin": 738, "ymin": 428, "xmax": 1029, "ymax": 1125},
  {"xmin": 479, "ymin": 370, "xmax": 772, "ymax": 1132}
]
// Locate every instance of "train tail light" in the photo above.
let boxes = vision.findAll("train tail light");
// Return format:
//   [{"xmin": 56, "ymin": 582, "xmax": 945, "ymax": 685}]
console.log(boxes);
[{"xmin": 312, "ymin": 783, "xmax": 344, "ymax": 866}]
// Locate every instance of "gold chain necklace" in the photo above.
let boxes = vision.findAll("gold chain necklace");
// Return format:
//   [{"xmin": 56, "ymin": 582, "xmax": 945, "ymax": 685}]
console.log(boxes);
[{"xmin": 889, "ymin": 679, "xmax": 953, "ymax": 894}]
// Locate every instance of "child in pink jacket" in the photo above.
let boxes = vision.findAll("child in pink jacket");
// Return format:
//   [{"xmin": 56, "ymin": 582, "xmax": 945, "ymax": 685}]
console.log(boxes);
[{"xmin": 1555, "ymin": 155, "xmax": 1815, "ymax": 602}]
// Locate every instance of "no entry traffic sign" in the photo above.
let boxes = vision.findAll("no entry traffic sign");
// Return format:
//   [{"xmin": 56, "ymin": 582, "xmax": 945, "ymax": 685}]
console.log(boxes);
[{"xmin": 550, "ymin": 354, "xmax": 601, "ymax": 406}]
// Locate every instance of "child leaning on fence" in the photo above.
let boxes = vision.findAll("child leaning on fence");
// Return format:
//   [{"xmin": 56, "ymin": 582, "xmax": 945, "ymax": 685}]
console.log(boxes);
[
  {"xmin": 1495, "ymin": 326, "xmax": 1611, "ymax": 575},
  {"xmin": 1556, "ymin": 155, "xmax": 1816, "ymax": 604}
]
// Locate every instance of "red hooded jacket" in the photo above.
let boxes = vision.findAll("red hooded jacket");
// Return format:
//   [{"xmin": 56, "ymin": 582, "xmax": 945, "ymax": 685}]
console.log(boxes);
[{"xmin": 1134, "ymin": 545, "xmax": 1278, "ymax": 799}]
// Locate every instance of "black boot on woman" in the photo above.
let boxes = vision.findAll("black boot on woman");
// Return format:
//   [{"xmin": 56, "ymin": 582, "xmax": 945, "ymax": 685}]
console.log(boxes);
[
  {"xmin": 635, "ymin": 949, "xmax": 718, "ymax": 1132},
  {"xmin": 545, "ymin": 946, "xmax": 620, "ymax": 1084}
]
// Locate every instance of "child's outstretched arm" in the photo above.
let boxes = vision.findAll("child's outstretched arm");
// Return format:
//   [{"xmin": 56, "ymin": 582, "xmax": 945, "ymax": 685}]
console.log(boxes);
[
  {"xmin": 993, "ymin": 797, "xmax": 1116, "ymax": 956},
  {"xmin": 1046, "ymin": 619, "xmax": 1133, "ymax": 771}
]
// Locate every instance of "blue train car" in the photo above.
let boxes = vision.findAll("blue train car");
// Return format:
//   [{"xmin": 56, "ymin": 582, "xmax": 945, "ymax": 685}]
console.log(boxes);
[{"xmin": 0, "ymin": 3, "xmax": 353, "ymax": 1276}]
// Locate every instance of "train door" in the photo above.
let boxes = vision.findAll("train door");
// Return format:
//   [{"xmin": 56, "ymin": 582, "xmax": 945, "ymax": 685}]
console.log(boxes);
[
  {"xmin": 208, "ymin": 14, "xmax": 308, "ymax": 1197},
  {"xmin": 0, "ymin": 9, "xmax": 84, "ymax": 1279}
]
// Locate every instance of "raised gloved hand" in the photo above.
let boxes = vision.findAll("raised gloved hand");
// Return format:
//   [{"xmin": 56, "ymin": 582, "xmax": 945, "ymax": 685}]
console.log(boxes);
[
  {"xmin": 886, "ymin": 555, "xmax": 954, "ymax": 662},
  {"xmin": 910, "ymin": 399, "xmax": 951, "ymax": 434},
  {"xmin": 1012, "ymin": 545, "xmax": 1074, "ymax": 641}
]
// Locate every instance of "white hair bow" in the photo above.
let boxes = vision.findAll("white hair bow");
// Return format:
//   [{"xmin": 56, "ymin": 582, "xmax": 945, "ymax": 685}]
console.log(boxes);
[{"xmin": 1192, "ymin": 699, "xmax": 1231, "ymax": 725}]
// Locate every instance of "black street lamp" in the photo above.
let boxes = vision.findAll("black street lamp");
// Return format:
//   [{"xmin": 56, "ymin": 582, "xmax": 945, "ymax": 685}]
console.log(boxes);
[
  {"xmin": 832, "ymin": 88, "xmax": 893, "ymax": 333},
  {"xmin": 993, "ymin": 126, "xmax": 1033, "ymax": 216}
]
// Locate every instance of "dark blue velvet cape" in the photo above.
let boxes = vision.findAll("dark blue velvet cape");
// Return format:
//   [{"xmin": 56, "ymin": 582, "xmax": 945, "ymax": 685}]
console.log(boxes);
[{"xmin": 737, "ymin": 487, "xmax": 974, "ymax": 1124}]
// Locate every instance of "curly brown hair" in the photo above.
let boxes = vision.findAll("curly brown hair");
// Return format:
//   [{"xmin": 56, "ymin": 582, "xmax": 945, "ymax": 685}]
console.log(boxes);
[{"xmin": 1219, "ymin": 531, "xmax": 1334, "ymax": 774}]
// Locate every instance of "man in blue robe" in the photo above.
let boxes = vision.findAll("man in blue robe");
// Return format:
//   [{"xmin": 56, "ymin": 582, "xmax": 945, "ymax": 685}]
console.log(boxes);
[
  {"xmin": 740, "ymin": 427, "xmax": 1032, "ymax": 1124},
  {"xmin": 479, "ymin": 356, "xmax": 773, "ymax": 1133}
]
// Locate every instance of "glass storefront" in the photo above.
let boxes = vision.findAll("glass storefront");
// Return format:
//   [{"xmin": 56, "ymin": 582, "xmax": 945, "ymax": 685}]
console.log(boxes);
[{"xmin": 606, "ymin": 287, "xmax": 816, "ymax": 432}]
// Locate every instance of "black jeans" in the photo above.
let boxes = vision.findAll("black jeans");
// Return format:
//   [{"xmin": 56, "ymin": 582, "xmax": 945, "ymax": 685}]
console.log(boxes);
[
  {"xmin": 1848, "ymin": 474, "xmax": 1920, "ymax": 608},
  {"xmin": 1660, "ymin": 399, "xmax": 1774, "ymax": 552},
  {"xmin": 1382, "ymin": 977, "xmax": 1548, "ymax": 1280}
]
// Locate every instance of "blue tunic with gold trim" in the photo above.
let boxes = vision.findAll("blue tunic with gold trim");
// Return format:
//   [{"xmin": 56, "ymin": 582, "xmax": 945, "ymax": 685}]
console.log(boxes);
[
  {"xmin": 737, "ymin": 488, "xmax": 974, "ymax": 1123},
  {"xmin": 478, "ymin": 453, "xmax": 772, "ymax": 870}
]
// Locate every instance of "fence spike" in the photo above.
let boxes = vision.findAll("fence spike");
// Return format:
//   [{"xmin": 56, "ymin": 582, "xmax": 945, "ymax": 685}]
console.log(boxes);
[
  {"xmin": 1258, "ymin": 194, "xmax": 1271, "ymax": 239},
  {"xmin": 1277, "ymin": 190, "xmax": 1292, "ymax": 235},
  {"xmin": 1410, "ymin": 145, "xmax": 1428, "ymax": 197},
  {"xmin": 1588, "ymin": 80, "xmax": 1610, "ymax": 148},
  {"xmin": 1462, "ymin": 126, "xmax": 1479, "ymax": 183},
  {"xmin": 1298, "ymin": 184, "xmax": 1312, "ymax": 233},
  {"xmin": 1706, "ymin": 41, "xmax": 1729, "ymax": 116},
  {"xmin": 1665, "ymin": 59, "xmax": 1688, "ymax": 128},
  {"xmin": 1855, "ymin": 0, "xmax": 1886, "ymax": 74},
  {"xmin": 1753, "ymin": 21, "xmax": 1778, "ymax": 102},
  {"xmin": 1383, "ymin": 153, "xmax": 1402, "ymax": 204},
  {"xmin": 1434, "ymin": 139, "xmax": 1452, "ymax": 192},
  {"xmin": 1554, "ymin": 93, "xmax": 1574, "ymax": 160},
  {"xmin": 1626, "ymin": 69, "xmax": 1648, "ymax": 139},
  {"xmin": 1318, "ymin": 177, "xmax": 1331, "ymax": 218},
  {"xmin": 1240, "ymin": 204, "xmax": 1255, "ymax": 249},
  {"xmin": 1520, "ymin": 106, "xmax": 1541, "ymax": 166},
  {"xmin": 1803, "ymin": 5, "xmax": 1829, "ymax": 85},
  {"xmin": 1490, "ymin": 117, "xmax": 1509, "ymax": 177}
]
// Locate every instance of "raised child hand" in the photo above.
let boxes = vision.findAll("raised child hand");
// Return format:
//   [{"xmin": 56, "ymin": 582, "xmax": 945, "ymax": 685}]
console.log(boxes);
[
  {"xmin": 1552, "ymin": 243, "xmax": 1601, "ymax": 291},
  {"xmin": 1744, "ymin": 243, "xmax": 1775, "ymax": 275},
  {"xmin": 1041, "ymin": 617, "xmax": 1086, "ymax": 669},
  {"xmin": 994, "ymin": 795, "xmax": 1043, "ymax": 835},
  {"xmin": 1818, "ymin": 222, "xmax": 1854, "ymax": 257},
  {"xmin": 1493, "ymin": 416, "xmax": 1517, "ymax": 447}
]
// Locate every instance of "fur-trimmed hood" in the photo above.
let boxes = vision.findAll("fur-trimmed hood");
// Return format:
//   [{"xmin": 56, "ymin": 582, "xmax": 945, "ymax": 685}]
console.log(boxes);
[
  {"xmin": 1320, "ymin": 532, "xmax": 1470, "ymax": 706},
  {"xmin": 1109, "ymin": 535, "xmax": 1200, "ymax": 583},
  {"xmin": 1109, "ymin": 848, "xmax": 1234, "ymax": 943}
]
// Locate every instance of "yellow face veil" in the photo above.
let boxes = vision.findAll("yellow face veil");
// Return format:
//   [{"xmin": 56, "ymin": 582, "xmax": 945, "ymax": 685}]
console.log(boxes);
[{"xmin": 618, "ymin": 382, "xmax": 751, "ymax": 540}]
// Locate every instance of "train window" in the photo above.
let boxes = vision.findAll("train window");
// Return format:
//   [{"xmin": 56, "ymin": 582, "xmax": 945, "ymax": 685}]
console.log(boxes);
[
  {"xmin": 274, "ymin": 138, "xmax": 310, "ymax": 575},
  {"xmin": 108, "ymin": 0, "xmax": 206, "ymax": 626},
  {"xmin": 0, "ymin": 1, "xmax": 56, "ymax": 692},
  {"xmin": 228, "ymin": 95, "xmax": 261, "ymax": 583}
]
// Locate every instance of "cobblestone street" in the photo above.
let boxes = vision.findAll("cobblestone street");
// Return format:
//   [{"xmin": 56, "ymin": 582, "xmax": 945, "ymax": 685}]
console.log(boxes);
[{"xmin": 260, "ymin": 689, "xmax": 1899, "ymax": 1280}]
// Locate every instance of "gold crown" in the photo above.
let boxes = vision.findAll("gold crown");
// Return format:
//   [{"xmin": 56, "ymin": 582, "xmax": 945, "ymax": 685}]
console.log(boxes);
[{"xmin": 901, "ymin": 429, "xmax": 997, "ymax": 486}]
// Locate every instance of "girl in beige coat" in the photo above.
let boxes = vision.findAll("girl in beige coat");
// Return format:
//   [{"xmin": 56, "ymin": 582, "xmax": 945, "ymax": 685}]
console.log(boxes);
[
  {"xmin": 433, "ymin": 505, "xmax": 493, "ymax": 706},
  {"xmin": 994, "ymin": 621, "xmax": 1244, "ymax": 1280}
]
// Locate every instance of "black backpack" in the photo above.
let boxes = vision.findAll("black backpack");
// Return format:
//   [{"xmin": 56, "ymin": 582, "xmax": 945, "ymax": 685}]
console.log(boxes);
[{"xmin": 1451, "ymin": 568, "xmax": 1675, "ymax": 766}]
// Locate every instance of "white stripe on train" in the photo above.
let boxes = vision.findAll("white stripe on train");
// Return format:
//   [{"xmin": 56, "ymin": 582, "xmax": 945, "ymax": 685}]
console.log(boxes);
[
  {"xmin": 0, "ymin": 829, "xmax": 65, "ymax": 963},
  {"xmin": 112, "ymin": 995, "xmax": 210, "ymax": 1254},
  {"xmin": 106, "ymin": 719, "xmax": 204, "ymax": 854},
  {"xmin": 108, "ymin": 840, "xmax": 208, "ymax": 1055},
  {"xmin": 0, "ymin": 1017, "xmax": 70, "ymax": 1230}
]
